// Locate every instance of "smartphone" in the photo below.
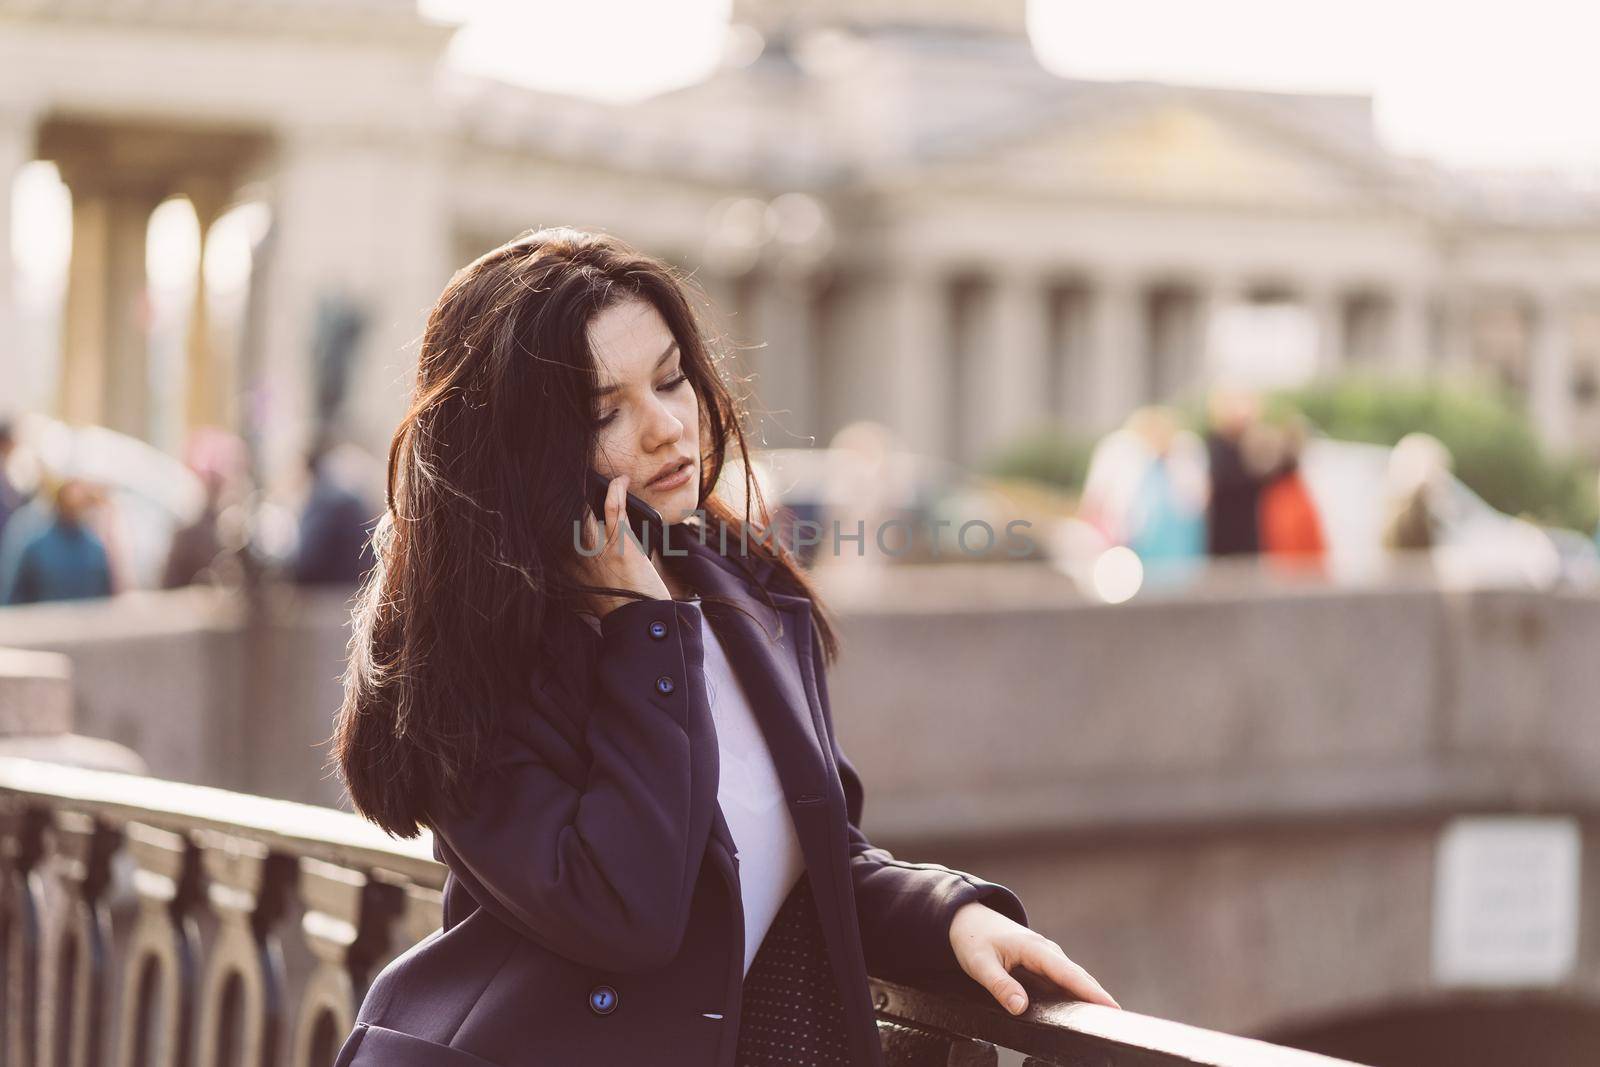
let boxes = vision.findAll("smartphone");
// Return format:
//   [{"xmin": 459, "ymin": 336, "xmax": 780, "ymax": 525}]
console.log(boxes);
[{"xmin": 586, "ymin": 469, "xmax": 666, "ymax": 551}]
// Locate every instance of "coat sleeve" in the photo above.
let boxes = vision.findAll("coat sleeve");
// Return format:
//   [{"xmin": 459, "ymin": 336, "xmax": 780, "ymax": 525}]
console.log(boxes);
[
  {"xmin": 802, "ymin": 604, "xmax": 1031, "ymax": 986},
  {"xmin": 425, "ymin": 595, "xmax": 720, "ymax": 973}
]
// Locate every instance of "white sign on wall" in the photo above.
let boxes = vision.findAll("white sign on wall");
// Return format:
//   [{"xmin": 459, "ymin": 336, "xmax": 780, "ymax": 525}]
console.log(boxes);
[{"xmin": 1431, "ymin": 815, "xmax": 1581, "ymax": 987}]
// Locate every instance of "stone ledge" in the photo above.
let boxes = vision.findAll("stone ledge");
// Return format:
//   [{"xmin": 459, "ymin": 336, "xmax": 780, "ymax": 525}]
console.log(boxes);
[
  {"xmin": 0, "ymin": 646, "xmax": 73, "ymax": 736},
  {"xmin": 0, "ymin": 646, "xmax": 146, "ymax": 775},
  {"xmin": 0, "ymin": 732, "xmax": 146, "ymax": 774}
]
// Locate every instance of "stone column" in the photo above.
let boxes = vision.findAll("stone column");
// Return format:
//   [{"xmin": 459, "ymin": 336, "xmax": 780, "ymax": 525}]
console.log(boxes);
[
  {"xmin": 1390, "ymin": 284, "xmax": 1433, "ymax": 375},
  {"xmin": 58, "ymin": 186, "xmax": 109, "ymax": 426},
  {"xmin": 1303, "ymin": 280, "xmax": 1345, "ymax": 377},
  {"xmin": 0, "ymin": 109, "xmax": 33, "ymax": 413},
  {"xmin": 690, "ymin": 267, "xmax": 748, "ymax": 415},
  {"xmin": 692, "ymin": 268, "xmax": 741, "ymax": 346},
  {"xmin": 100, "ymin": 186, "xmax": 164, "ymax": 438},
  {"xmin": 1438, "ymin": 285, "xmax": 1476, "ymax": 374},
  {"xmin": 1194, "ymin": 274, "xmax": 1247, "ymax": 388},
  {"xmin": 1049, "ymin": 285, "xmax": 1092, "ymax": 430},
  {"xmin": 57, "ymin": 177, "xmax": 166, "ymax": 436},
  {"xmin": 747, "ymin": 268, "xmax": 822, "ymax": 448},
  {"xmin": 883, "ymin": 267, "xmax": 948, "ymax": 459},
  {"xmin": 255, "ymin": 125, "xmax": 452, "ymax": 498},
  {"xmin": 1176, "ymin": 284, "xmax": 1212, "ymax": 399},
  {"xmin": 252, "ymin": 134, "xmax": 339, "ymax": 496},
  {"xmin": 183, "ymin": 177, "xmax": 233, "ymax": 432},
  {"xmin": 1528, "ymin": 288, "xmax": 1574, "ymax": 450},
  {"xmin": 1085, "ymin": 272, "xmax": 1146, "ymax": 431},
  {"xmin": 976, "ymin": 267, "xmax": 1050, "ymax": 458}
]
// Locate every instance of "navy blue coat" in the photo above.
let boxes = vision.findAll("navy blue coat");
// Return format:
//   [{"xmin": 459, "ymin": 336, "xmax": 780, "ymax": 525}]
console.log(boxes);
[{"xmin": 334, "ymin": 525, "xmax": 1030, "ymax": 1066}]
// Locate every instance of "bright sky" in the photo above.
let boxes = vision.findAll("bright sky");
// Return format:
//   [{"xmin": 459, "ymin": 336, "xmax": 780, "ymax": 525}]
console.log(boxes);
[{"xmin": 420, "ymin": 0, "xmax": 1600, "ymax": 173}]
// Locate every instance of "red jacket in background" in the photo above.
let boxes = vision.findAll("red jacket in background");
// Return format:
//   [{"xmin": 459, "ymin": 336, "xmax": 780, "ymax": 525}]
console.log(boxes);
[{"xmin": 1259, "ymin": 471, "xmax": 1327, "ymax": 572}]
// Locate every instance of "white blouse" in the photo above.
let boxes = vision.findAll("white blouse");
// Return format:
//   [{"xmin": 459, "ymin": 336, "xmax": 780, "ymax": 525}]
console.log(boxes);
[{"xmin": 582, "ymin": 608, "xmax": 806, "ymax": 976}]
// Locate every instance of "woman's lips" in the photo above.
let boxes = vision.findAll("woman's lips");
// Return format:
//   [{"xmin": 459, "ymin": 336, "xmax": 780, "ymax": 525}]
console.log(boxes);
[{"xmin": 648, "ymin": 459, "xmax": 693, "ymax": 490}]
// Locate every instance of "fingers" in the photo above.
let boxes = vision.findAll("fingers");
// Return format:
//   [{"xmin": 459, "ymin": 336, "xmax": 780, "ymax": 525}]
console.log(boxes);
[
  {"xmin": 1020, "ymin": 939, "xmax": 1120, "ymax": 1010},
  {"xmin": 579, "ymin": 475, "xmax": 627, "ymax": 562},
  {"xmin": 580, "ymin": 502, "xmax": 603, "ymax": 556},
  {"xmin": 604, "ymin": 474, "xmax": 629, "ymax": 556},
  {"xmin": 965, "ymin": 948, "xmax": 1032, "ymax": 1016}
]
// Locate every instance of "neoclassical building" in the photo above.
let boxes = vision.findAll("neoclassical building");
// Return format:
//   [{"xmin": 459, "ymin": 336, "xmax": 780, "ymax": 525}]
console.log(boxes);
[{"xmin": 3, "ymin": 0, "xmax": 1600, "ymax": 494}]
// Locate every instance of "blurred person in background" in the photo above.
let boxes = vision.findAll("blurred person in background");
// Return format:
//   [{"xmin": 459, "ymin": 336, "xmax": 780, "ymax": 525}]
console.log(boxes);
[
  {"xmin": 163, "ymin": 428, "xmax": 249, "ymax": 589},
  {"xmin": 1381, "ymin": 432, "xmax": 1453, "ymax": 558},
  {"xmin": 0, "ymin": 420, "xmax": 24, "ymax": 545},
  {"xmin": 1256, "ymin": 413, "xmax": 1327, "ymax": 577},
  {"xmin": 1122, "ymin": 406, "xmax": 1208, "ymax": 587},
  {"xmin": 291, "ymin": 438, "xmax": 379, "ymax": 586},
  {"xmin": 86, "ymin": 479, "xmax": 135, "ymax": 594},
  {"xmin": 4, "ymin": 475, "xmax": 114, "ymax": 605},
  {"xmin": 0, "ymin": 463, "xmax": 48, "ymax": 605},
  {"xmin": 1203, "ymin": 388, "xmax": 1270, "ymax": 557},
  {"xmin": 1077, "ymin": 417, "xmax": 1151, "ymax": 548}
]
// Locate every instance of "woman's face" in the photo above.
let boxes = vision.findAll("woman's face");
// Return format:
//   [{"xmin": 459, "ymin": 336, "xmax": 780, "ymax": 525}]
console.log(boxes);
[{"xmin": 587, "ymin": 296, "xmax": 701, "ymax": 526}]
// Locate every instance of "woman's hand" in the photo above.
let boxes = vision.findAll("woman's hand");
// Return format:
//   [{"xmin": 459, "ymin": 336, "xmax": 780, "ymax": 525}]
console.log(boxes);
[
  {"xmin": 948, "ymin": 901, "xmax": 1121, "ymax": 1015},
  {"xmin": 577, "ymin": 473, "xmax": 671, "ymax": 616}
]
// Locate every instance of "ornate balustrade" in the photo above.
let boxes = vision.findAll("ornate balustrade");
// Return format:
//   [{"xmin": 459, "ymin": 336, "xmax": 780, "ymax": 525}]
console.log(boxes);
[{"xmin": 0, "ymin": 756, "xmax": 1361, "ymax": 1067}]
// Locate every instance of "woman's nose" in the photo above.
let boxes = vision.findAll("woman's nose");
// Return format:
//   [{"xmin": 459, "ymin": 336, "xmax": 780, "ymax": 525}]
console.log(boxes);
[{"xmin": 640, "ymin": 400, "xmax": 685, "ymax": 451}]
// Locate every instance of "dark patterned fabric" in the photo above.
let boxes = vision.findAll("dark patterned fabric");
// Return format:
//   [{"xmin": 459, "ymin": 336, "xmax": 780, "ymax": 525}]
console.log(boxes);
[{"xmin": 735, "ymin": 875, "xmax": 854, "ymax": 1066}]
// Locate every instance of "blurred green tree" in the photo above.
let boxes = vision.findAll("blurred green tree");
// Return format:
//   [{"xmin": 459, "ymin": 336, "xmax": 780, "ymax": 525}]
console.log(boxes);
[
  {"xmin": 1278, "ymin": 376, "xmax": 1597, "ymax": 533},
  {"xmin": 983, "ymin": 426, "xmax": 1097, "ymax": 494}
]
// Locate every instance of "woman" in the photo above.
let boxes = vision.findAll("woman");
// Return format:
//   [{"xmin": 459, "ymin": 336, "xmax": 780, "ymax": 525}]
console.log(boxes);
[{"xmin": 329, "ymin": 227, "xmax": 1117, "ymax": 1067}]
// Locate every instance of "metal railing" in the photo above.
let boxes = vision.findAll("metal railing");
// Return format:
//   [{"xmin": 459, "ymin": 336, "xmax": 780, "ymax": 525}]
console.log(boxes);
[{"xmin": 0, "ymin": 756, "xmax": 1361, "ymax": 1067}]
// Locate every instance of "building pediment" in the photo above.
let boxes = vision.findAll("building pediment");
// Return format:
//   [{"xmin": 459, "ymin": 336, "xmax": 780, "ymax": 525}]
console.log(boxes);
[{"xmin": 909, "ymin": 87, "xmax": 1424, "ymax": 213}]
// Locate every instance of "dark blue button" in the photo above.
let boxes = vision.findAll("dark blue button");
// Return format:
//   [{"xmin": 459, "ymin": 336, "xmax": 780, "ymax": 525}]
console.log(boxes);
[
  {"xmin": 648, "ymin": 620, "xmax": 667, "ymax": 640},
  {"xmin": 655, "ymin": 675, "xmax": 675, "ymax": 695},
  {"xmin": 588, "ymin": 984, "xmax": 618, "ymax": 1015}
]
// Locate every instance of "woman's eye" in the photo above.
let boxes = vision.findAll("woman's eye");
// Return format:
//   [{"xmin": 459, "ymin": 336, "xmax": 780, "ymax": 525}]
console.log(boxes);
[{"xmin": 594, "ymin": 374, "xmax": 686, "ymax": 426}]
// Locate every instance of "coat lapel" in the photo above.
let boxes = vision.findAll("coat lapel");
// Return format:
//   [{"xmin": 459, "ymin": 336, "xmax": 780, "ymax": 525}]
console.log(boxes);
[
  {"xmin": 667, "ymin": 527, "xmax": 832, "ymax": 866},
  {"xmin": 670, "ymin": 527, "xmax": 884, "ymax": 1065}
]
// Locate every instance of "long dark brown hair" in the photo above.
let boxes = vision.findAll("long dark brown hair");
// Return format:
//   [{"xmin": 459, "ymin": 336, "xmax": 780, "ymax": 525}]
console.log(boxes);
[{"xmin": 328, "ymin": 227, "xmax": 840, "ymax": 839}]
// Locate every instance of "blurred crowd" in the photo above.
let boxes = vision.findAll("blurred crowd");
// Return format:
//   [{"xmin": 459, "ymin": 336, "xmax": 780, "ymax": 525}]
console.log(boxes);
[
  {"xmin": 1069, "ymin": 388, "xmax": 1521, "ymax": 593},
  {"xmin": 0, "ymin": 417, "xmax": 380, "ymax": 607},
  {"xmin": 2, "ymin": 392, "xmax": 1587, "ymax": 611},
  {"xmin": 1076, "ymin": 391, "xmax": 1328, "ymax": 588}
]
